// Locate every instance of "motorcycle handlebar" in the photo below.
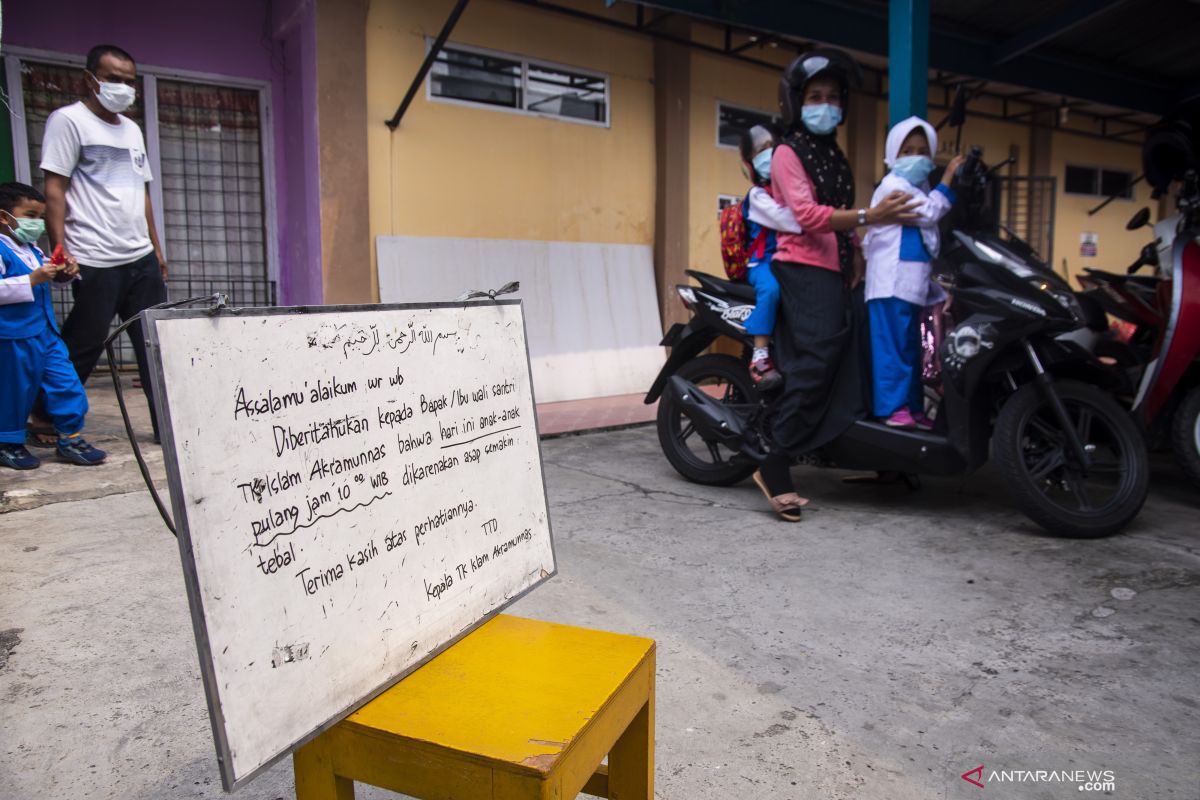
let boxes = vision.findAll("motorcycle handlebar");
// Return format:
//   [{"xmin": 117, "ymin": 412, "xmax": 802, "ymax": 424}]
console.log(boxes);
[
  {"xmin": 1126, "ymin": 242, "xmax": 1161, "ymax": 274},
  {"xmin": 959, "ymin": 145, "xmax": 984, "ymax": 181}
]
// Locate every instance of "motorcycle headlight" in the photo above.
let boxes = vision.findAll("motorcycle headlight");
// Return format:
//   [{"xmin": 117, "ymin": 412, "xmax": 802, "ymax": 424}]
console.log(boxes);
[{"xmin": 1040, "ymin": 283, "xmax": 1083, "ymax": 322}]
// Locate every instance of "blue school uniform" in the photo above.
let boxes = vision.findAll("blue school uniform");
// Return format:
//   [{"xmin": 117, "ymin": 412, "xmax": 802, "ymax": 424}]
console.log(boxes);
[
  {"xmin": 0, "ymin": 235, "xmax": 88, "ymax": 443},
  {"xmin": 742, "ymin": 196, "xmax": 781, "ymax": 337}
]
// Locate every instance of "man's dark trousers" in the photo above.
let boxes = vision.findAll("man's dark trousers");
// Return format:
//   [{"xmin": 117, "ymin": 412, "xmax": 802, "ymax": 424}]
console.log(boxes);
[{"xmin": 61, "ymin": 251, "xmax": 167, "ymax": 438}]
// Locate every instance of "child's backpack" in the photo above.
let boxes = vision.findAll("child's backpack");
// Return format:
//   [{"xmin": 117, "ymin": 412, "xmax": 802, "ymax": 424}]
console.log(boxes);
[
  {"xmin": 719, "ymin": 198, "xmax": 768, "ymax": 282},
  {"xmin": 719, "ymin": 199, "xmax": 751, "ymax": 281}
]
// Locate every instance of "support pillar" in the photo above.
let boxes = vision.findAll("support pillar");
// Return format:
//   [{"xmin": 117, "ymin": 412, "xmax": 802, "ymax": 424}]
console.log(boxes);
[
  {"xmin": 1028, "ymin": 114, "xmax": 1060, "ymax": 272},
  {"xmin": 316, "ymin": 0, "xmax": 372, "ymax": 304},
  {"xmin": 888, "ymin": 0, "xmax": 929, "ymax": 126},
  {"xmin": 274, "ymin": 0, "xmax": 371, "ymax": 305},
  {"xmin": 847, "ymin": 93, "xmax": 881, "ymax": 211},
  {"xmin": 653, "ymin": 18, "xmax": 691, "ymax": 332}
]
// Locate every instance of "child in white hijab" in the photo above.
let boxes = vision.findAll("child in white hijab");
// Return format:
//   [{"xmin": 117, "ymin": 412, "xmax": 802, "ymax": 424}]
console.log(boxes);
[{"xmin": 861, "ymin": 116, "xmax": 964, "ymax": 430}]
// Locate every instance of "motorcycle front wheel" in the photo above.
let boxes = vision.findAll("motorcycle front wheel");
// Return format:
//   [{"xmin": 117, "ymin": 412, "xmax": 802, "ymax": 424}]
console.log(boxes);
[
  {"xmin": 994, "ymin": 380, "xmax": 1148, "ymax": 538},
  {"xmin": 656, "ymin": 353, "xmax": 759, "ymax": 486},
  {"xmin": 1170, "ymin": 384, "xmax": 1200, "ymax": 488}
]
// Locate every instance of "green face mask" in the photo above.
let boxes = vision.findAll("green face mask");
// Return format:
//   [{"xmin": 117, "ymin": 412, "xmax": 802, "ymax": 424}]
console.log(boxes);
[{"xmin": 5, "ymin": 213, "xmax": 45, "ymax": 244}]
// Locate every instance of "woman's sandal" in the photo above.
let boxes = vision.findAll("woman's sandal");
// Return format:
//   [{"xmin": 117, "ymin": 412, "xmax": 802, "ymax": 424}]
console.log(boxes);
[{"xmin": 752, "ymin": 470, "xmax": 808, "ymax": 523}]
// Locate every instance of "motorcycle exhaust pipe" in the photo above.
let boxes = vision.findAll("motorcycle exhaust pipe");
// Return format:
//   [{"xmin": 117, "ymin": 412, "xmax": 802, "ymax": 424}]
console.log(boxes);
[{"xmin": 666, "ymin": 375, "xmax": 767, "ymax": 462}]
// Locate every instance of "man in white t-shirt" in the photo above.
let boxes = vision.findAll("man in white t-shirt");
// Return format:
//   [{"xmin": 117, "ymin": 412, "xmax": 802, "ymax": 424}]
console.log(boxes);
[{"xmin": 40, "ymin": 44, "xmax": 168, "ymax": 441}]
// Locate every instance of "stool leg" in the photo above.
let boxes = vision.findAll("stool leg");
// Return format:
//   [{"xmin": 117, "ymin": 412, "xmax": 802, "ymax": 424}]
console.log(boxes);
[
  {"xmin": 606, "ymin": 698, "xmax": 653, "ymax": 800},
  {"xmin": 294, "ymin": 736, "xmax": 355, "ymax": 800}
]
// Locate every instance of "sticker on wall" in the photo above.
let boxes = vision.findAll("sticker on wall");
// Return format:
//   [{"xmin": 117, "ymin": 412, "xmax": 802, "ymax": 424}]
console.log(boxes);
[{"xmin": 1080, "ymin": 232, "xmax": 1099, "ymax": 257}]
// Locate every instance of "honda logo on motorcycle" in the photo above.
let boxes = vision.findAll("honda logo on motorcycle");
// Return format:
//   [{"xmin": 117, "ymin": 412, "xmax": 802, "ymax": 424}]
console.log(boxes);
[{"xmin": 1009, "ymin": 297, "xmax": 1046, "ymax": 316}]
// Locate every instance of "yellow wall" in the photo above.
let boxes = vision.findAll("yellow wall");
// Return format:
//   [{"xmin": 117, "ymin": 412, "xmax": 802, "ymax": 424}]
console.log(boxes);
[
  {"xmin": 363, "ymin": 5, "xmax": 1154, "ymax": 299},
  {"xmin": 946, "ymin": 118, "xmax": 1031, "ymax": 175},
  {"xmin": 1048, "ymin": 131, "xmax": 1148, "ymax": 287},
  {"xmin": 366, "ymin": 0, "xmax": 656, "ymax": 300}
]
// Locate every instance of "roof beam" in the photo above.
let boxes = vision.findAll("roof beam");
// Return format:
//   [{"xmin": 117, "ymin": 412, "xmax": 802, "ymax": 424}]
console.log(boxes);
[
  {"xmin": 385, "ymin": 0, "xmax": 471, "ymax": 129},
  {"xmin": 510, "ymin": 0, "xmax": 1158, "ymax": 143},
  {"xmin": 992, "ymin": 0, "xmax": 1133, "ymax": 65},
  {"xmin": 630, "ymin": 0, "xmax": 1172, "ymax": 113},
  {"xmin": 730, "ymin": 34, "xmax": 775, "ymax": 54}
]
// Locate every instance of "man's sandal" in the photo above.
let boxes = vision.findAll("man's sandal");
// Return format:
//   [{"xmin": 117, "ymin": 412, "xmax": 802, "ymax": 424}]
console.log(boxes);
[
  {"xmin": 752, "ymin": 470, "xmax": 808, "ymax": 523},
  {"xmin": 26, "ymin": 421, "xmax": 57, "ymax": 448}
]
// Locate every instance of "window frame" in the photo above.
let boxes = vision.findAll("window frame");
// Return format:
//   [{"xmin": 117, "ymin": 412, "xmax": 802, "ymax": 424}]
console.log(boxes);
[
  {"xmin": 717, "ymin": 194, "xmax": 740, "ymax": 216},
  {"xmin": 424, "ymin": 39, "xmax": 611, "ymax": 129},
  {"xmin": 1098, "ymin": 167, "xmax": 1135, "ymax": 200},
  {"xmin": 715, "ymin": 100, "xmax": 775, "ymax": 151},
  {"xmin": 1063, "ymin": 161, "xmax": 1135, "ymax": 201},
  {"xmin": 3, "ymin": 45, "xmax": 280, "ymax": 285}
]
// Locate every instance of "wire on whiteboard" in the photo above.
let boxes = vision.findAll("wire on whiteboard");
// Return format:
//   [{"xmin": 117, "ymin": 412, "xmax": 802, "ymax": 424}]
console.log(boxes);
[
  {"xmin": 455, "ymin": 281, "xmax": 519, "ymax": 302},
  {"xmin": 105, "ymin": 294, "xmax": 228, "ymax": 536}
]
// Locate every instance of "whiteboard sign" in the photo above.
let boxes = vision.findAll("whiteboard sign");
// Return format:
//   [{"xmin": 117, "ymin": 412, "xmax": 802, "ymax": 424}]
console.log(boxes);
[{"xmin": 144, "ymin": 301, "xmax": 555, "ymax": 789}]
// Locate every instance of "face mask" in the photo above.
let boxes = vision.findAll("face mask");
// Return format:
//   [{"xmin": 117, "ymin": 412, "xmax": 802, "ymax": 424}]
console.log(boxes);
[
  {"xmin": 752, "ymin": 148, "xmax": 774, "ymax": 181},
  {"xmin": 801, "ymin": 103, "xmax": 842, "ymax": 135},
  {"xmin": 90, "ymin": 72, "xmax": 136, "ymax": 113},
  {"xmin": 893, "ymin": 155, "xmax": 935, "ymax": 186},
  {"xmin": 4, "ymin": 212, "xmax": 45, "ymax": 244}
]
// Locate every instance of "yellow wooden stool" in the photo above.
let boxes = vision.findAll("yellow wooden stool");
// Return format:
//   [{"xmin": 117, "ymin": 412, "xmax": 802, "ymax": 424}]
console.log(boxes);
[{"xmin": 294, "ymin": 614, "xmax": 655, "ymax": 800}]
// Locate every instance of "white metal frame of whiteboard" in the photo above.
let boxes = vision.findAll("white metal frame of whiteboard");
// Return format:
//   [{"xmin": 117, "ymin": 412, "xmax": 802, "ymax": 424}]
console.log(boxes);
[{"xmin": 142, "ymin": 299, "xmax": 557, "ymax": 791}]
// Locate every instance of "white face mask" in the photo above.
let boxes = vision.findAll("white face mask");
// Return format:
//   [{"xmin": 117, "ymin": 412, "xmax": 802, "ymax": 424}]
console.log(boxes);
[{"xmin": 89, "ymin": 72, "xmax": 136, "ymax": 113}]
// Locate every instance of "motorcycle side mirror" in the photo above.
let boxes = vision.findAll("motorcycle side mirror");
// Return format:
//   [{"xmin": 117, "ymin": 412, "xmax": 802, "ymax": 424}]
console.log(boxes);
[
  {"xmin": 986, "ymin": 156, "xmax": 1017, "ymax": 176},
  {"xmin": 1126, "ymin": 207, "xmax": 1151, "ymax": 230},
  {"xmin": 1127, "ymin": 242, "xmax": 1160, "ymax": 274},
  {"xmin": 947, "ymin": 85, "xmax": 968, "ymax": 128}
]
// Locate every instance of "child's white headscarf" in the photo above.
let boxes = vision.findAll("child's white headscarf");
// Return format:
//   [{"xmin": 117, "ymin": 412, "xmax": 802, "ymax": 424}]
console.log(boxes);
[{"xmin": 884, "ymin": 116, "xmax": 938, "ymax": 168}]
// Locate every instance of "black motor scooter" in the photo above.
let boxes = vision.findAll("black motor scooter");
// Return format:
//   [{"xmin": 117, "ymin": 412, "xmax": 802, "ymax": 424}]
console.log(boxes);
[{"xmin": 645, "ymin": 147, "xmax": 1148, "ymax": 538}]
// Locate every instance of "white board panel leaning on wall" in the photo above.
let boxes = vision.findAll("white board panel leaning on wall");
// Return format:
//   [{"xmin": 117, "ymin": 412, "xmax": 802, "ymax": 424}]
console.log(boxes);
[
  {"xmin": 145, "ymin": 301, "xmax": 555, "ymax": 789},
  {"xmin": 376, "ymin": 236, "xmax": 665, "ymax": 403}
]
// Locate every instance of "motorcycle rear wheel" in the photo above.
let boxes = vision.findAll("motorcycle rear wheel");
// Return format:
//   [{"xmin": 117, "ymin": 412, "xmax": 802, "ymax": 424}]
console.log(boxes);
[
  {"xmin": 1170, "ymin": 385, "xmax": 1200, "ymax": 489},
  {"xmin": 656, "ymin": 354, "xmax": 760, "ymax": 486},
  {"xmin": 994, "ymin": 380, "xmax": 1148, "ymax": 538}
]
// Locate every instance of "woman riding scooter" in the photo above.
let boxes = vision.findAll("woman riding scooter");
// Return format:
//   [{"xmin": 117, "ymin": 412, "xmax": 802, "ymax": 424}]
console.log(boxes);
[{"xmin": 753, "ymin": 48, "xmax": 922, "ymax": 520}]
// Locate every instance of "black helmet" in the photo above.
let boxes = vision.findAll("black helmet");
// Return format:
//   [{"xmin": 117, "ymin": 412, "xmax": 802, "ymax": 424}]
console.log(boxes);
[
  {"xmin": 1143, "ymin": 97, "xmax": 1200, "ymax": 197},
  {"xmin": 778, "ymin": 47, "xmax": 863, "ymax": 132}
]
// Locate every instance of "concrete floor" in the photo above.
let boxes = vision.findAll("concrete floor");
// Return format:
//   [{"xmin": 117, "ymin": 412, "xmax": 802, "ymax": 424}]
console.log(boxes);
[{"xmin": 2, "ymin": 389, "xmax": 1198, "ymax": 799}]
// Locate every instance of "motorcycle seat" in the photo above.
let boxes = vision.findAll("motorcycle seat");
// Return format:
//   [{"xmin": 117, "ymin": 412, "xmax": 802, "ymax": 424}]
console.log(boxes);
[
  {"xmin": 1083, "ymin": 268, "xmax": 1161, "ymax": 289},
  {"xmin": 686, "ymin": 269, "xmax": 758, "ymax": 302}
]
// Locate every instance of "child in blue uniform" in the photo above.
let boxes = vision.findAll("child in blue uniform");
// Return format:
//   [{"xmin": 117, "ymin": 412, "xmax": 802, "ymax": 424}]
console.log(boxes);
[
  {"xmin": 738, "ymin": 124, "xmax": 802, "ymax": 391},
  {"xmin": 0, "ymin": 182, "xmax": 106, "ymax": 469},
  {"xmin": 862, "ymin": 118, "xmax": 963, "ymax": 430}
]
